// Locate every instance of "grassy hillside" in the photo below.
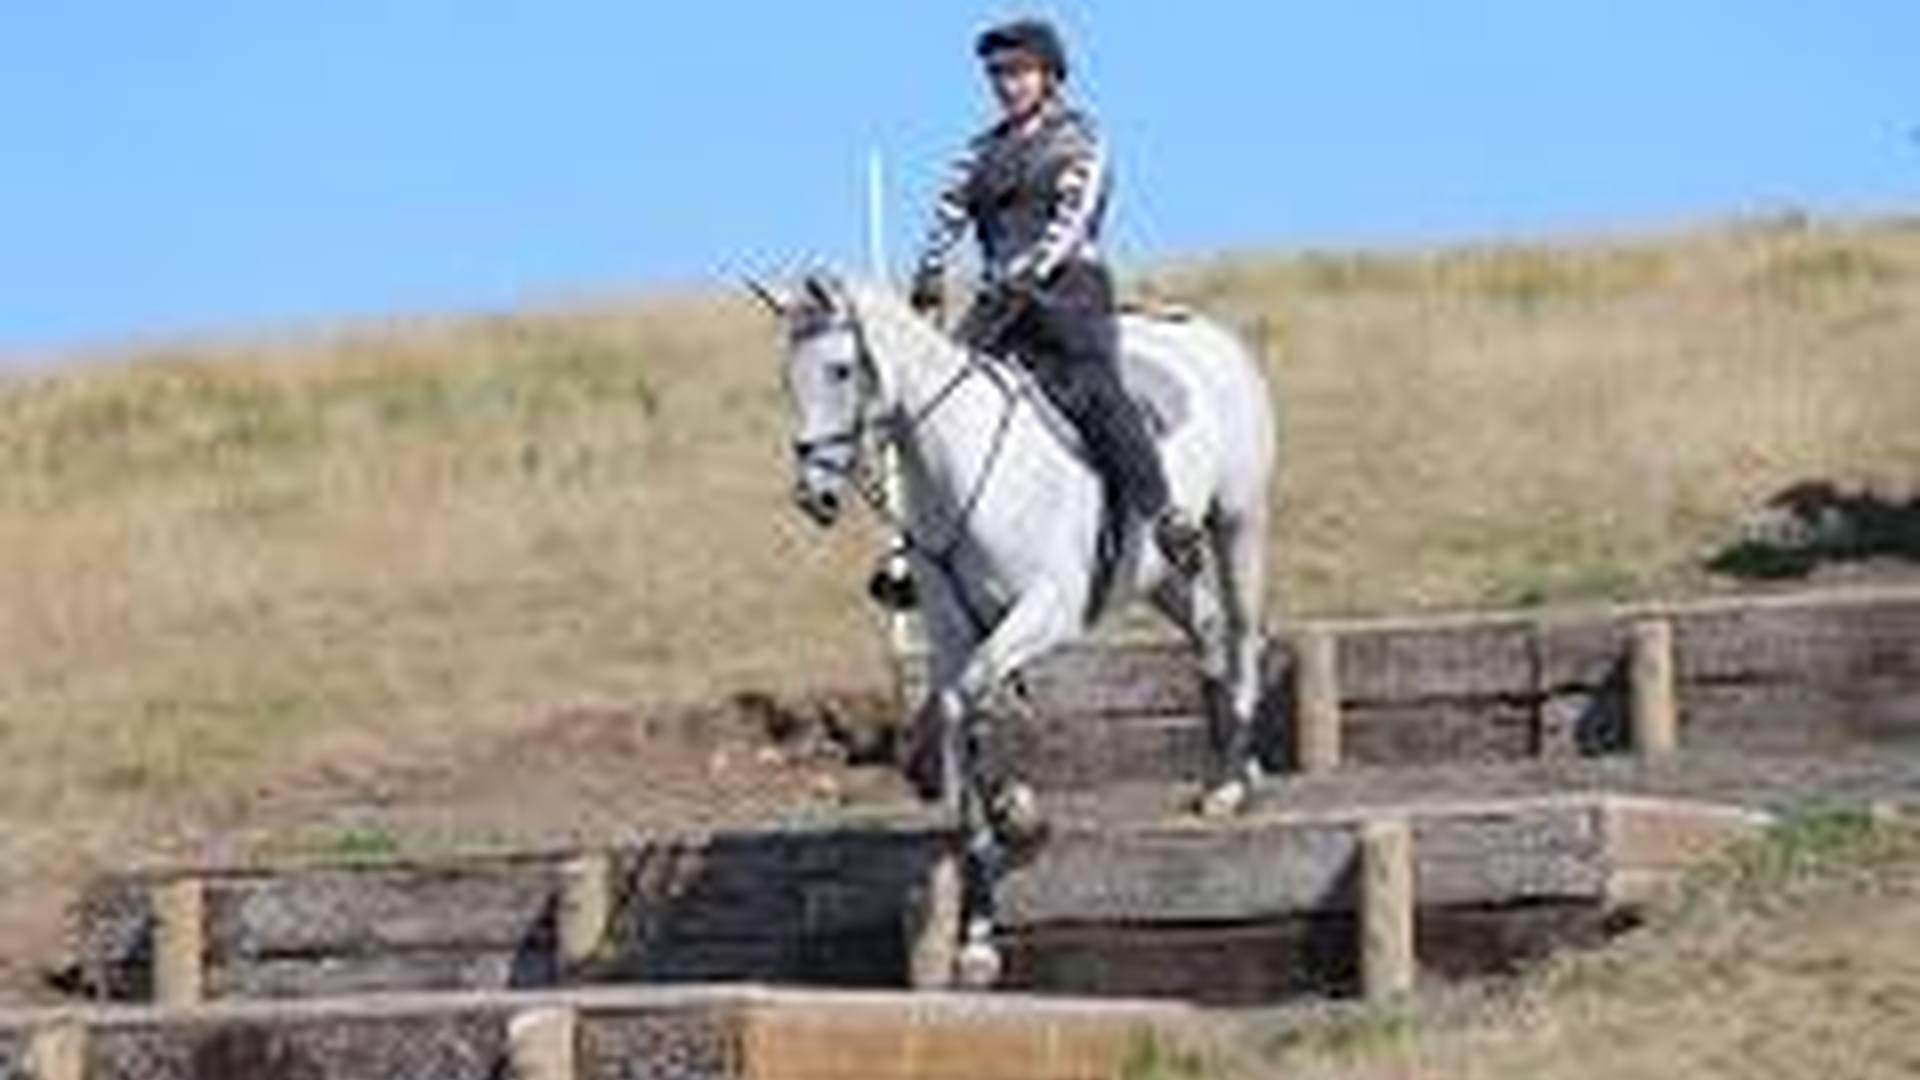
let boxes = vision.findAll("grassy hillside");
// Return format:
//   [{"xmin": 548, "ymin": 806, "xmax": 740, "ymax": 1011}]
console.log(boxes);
[
  {"xmin": 1179, "ymin": 809, "xmax": 1920, "ymax": 1080},
  {"xmin": 2, "ymin": 213, "xmax": 1919, "ymax": 991}
]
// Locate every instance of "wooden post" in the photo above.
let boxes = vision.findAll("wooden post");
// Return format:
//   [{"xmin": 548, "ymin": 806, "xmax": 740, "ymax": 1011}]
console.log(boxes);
[
  {"xmin": 1630, "ymin": 618, "xmax": 1678, "ymax": 756},
  {"xmin": 507, "ymin": 1007, "xmax": 578, "ymax": 1080},
  {"xmin": 27, "ymin": 1021, "xmax": 86, "ymax": 1080},
  {"xmin": 151, "ymin": 877, "xmax": 206, "ymax": 1007},
  {"xmin": 558, "ymin": 853, "xmax": 612, "ymax": 972},
  {"xmin": 906, "ymin": 851, "xmax": 962, "ymax": 990},
  {"xmin": 1359, "ymin": 819, "xmax": 1415, "ymax": 1000},
  {"xmin": 1294, "ymin": 625, "xmax": 1342, "ymax": 773}
]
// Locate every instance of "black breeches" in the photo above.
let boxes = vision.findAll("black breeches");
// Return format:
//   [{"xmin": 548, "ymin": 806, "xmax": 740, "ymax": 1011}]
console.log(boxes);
[{"xmin": 975, "ymin": 262, "xmax": 1171, "ymax": 520}]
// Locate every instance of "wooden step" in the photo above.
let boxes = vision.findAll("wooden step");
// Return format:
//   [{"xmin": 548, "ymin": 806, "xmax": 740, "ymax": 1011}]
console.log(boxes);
[
  {"xmin": 0, "ymin": 985, "xmax": 1199, "ymax": 1080},
  {"xmin": 69, "ymin": 794, "xmax": 1766, "ymax": 1008},
  {"xmin": 926, "ymin": 585, "xmax": 1920, "ymax": 790}
]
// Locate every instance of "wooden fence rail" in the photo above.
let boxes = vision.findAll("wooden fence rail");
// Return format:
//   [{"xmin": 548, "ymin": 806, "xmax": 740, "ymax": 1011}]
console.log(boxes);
[{"xmin": 895, "ymin": 586, "xmax": 1920, "ymax": 788}]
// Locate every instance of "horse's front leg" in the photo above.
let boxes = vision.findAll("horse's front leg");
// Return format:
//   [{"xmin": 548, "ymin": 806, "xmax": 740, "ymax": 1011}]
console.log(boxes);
[{"xmin": 941, "ymin": 582, "xmax": 1081, "ymax": 988}]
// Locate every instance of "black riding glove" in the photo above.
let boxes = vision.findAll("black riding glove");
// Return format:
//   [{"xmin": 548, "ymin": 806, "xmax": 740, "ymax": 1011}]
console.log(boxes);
[{"xmin": 909, "ymin": 269, "xmax": 944, "ymax": 317}]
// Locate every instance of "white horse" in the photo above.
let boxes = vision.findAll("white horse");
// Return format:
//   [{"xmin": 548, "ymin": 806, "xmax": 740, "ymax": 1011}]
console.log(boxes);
[{"xmin": 755, "ymin": 271, "xmax": 1277, "ymax": 983}]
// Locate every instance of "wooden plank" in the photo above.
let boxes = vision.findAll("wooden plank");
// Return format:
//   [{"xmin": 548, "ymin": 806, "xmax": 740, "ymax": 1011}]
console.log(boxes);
[
  {"xmin": 27, "ymin": 1022, "xmax": 86, "ymax": 1080},
  {"xmin": 1411, "ymin": 804, "xmax": 1602, "ymax": 861},
  {"xmin": 1630, "ymin": 619, "xmax": 1679, "ymax": 756},
  {"xmin": 84, "ymin": 1009, "xmax": 512, "ymax": 1080},
  {"xmin": 1293, "ymin": 626, "xmax": 1343, "ymax": 772},
  {"xmin": 905, "ymin": 854, "xmax": 961, "ymax": 990},
  {"xmin": 1675, "ymin": 599, "xmax": 1920, "ymax": 684},
  {"xmin": 151, "ymin": 878, "xmax": 205, "ymax": 1008},
  {"xmin": 1337, "ymin": 620, "xmax": 1535, "ymax": 704},
  {"xmin": 1, "ymin": 989, "xmax": 1194, "ymax": 1080},
  {"xmin": 1003, "ymin": 917, "xmax": 1356, "ymax": 1004},
  {"xmin": 1015, "ymin": 642, "xmax": 1204, "ymax": 718},
  {"xmin": 988, "ymin": 713, "xmax": 1213, "ymax": 789},
  {"xmin": 1342, "ymin": 701, "xmax": 1536, "ymax": 767},
  {"xmin": 1360, "ymin": 821, "xmax": 1415, "ymax": 999},
  {"xmin": 611, "ymin": 836, "xmax": 934, "ymax": 945},
  {"xmin": 578, "ymin": 1005, "xmax": 742, "ymax": 1080},
  {"xmin": 1602, "ymin": 798, "xmax": 1770, "ymax": 874},
  {"xmin": 594, "ymin": 930, "xmax": 905, "ymax": 986},
  {"xmin": 1680, "ymin": 681, "xmax": 1920, "ymax": 755},
  {"xmin": 1411, "ymin": 806, "xmax": 1607, "ymax": 906},
  {"xmin": 998, "ymin": 821, "xmax": 1359, "ymax": 925},
  {"xmin": 206, "ymin": 866, "xmax": 557, "ymax": 956},
  {"xmin": 999, "ymin": 803, "xmax": 1610, "ymax": 926},
  {"xmin": 734, "ymin": 994, "xmax": 1191, "ymax": 1080},
  {"xmin": 1535, "ymin": 617, "xmax": 1630, "ymax": 692},
  {"xmin": 214, "ymin": 949, "xmax": 548, "ymax": 1000},
  {"xmin": 558, "ymin": 855, "xmax": 612, "ymax": 971},
  {"xmin": 0, "ymin": 991, "xmax": 1198, "ymax": 1076}
]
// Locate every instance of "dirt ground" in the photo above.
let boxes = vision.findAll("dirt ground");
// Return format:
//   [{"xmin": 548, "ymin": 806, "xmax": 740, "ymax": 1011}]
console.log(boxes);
[{"xmin": 0, "ymin": 685, "xmax": 913, "ymax": 1005}]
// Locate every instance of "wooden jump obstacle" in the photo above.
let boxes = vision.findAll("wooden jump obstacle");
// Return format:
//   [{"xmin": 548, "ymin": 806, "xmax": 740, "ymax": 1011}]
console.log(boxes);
[
  {"xmin": 38, "ymin": 581, "xmax": 1920, "ymax": 1080},
  {"xmin": 899, "ymin": 586, "xmax": 1920, "ymax": 789},
  {"xmin": 0, "ymin": 986, "xmax": 1199, "ymax": 1080},
  {"xmin": 72, "ymin": 794, "xmax": 1765, "ymax": 1010}
]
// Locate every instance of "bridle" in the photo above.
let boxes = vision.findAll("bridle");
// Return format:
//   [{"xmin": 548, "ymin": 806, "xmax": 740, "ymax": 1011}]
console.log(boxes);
[{"xmin": 793, "ymin": 307, "xmax": 1024, "ymax": 635}]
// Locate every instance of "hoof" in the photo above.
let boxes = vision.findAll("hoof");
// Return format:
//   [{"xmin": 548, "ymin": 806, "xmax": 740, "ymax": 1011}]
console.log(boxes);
[
  {"xmin": 955, "ymin": 918, "xmax": 1003, "ymax": 989},
  {"xmin": 1196, "ymin": 777, "xmax": 1250, "ymax": 819},
  {"xmin": 956, "ymin": 940, "xmax": 1003, "ymax": 989}
]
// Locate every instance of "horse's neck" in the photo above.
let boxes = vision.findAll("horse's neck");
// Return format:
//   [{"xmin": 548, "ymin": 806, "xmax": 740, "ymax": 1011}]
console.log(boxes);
[{"xmin": 854, "ymin": 289, "xmax": 1019, "ymax": 523}]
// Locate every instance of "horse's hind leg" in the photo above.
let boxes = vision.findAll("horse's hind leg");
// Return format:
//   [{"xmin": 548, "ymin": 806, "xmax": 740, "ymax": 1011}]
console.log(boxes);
[
  {"xmin": 1148, "ymin": 550, "xmax": 1249, "ymax": 814},
  {"xmin": 1151, "ymin": 501, "xmax": 1268, "ymax": 817},
  {"xmin": 1204, "ymin": 501, "xmax": 1271, "ymax": 815}
]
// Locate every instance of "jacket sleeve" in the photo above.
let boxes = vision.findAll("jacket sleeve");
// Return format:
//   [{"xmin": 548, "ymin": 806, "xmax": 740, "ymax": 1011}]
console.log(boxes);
[
  {"xmin": 1008, "ymin": 114, "xmax": 1108, "ymax": 284},
  {"xmin": 912, "ymin": 142, "xmax": 978, "ymax": 284}
]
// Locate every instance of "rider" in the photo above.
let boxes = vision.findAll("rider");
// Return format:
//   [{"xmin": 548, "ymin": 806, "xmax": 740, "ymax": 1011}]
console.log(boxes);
[{"xmin": 908, "ymin": 17, "xmax": 1206, "ymax": 579}]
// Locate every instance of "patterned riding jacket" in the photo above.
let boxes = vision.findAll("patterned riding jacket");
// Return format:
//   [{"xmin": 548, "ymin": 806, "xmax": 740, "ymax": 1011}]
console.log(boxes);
[{"xmin": 915, "ymin": 98, "xmax": 1110, "ymax": 288}]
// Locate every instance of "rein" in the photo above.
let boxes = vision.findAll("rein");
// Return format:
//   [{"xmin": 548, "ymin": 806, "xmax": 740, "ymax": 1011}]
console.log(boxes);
[{"xmin": 842, "ymin": 324, "xmax": 1025, "ymax": 637}]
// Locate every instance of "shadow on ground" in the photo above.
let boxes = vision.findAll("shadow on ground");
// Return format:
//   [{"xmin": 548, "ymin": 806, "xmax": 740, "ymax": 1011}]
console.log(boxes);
[{"xmin": 1709, "ymin": 480, "xmax": 1920, "ymax": 581}]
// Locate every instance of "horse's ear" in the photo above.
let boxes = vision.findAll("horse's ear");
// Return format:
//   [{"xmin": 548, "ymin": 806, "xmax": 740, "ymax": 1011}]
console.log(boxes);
[
  {"xmin": 743, "ymin": 277, "xmax": 789, "ymax": 318},
  {"xmin": 802, "ymin": 272, "xmax": 840, "ymax": 315}
]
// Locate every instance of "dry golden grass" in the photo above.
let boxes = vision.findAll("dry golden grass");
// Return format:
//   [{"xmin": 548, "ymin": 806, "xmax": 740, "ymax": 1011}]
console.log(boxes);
[
  {"xmin": 1151, "ymin": 214, "xmax": 1920, "ymax": 612},
  {"xmin": 1, "ymin": 213, "xmax": 1918, "ymax": 993},
  {"xmin": 1202, "ymin": 811, "xmax": 1920, "ymax": 1080}
]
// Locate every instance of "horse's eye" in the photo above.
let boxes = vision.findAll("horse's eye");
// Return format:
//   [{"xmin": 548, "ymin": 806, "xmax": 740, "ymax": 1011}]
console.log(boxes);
[{"xmin": 829, "ymin": 364, "xmax": 854, "ymax": 383}]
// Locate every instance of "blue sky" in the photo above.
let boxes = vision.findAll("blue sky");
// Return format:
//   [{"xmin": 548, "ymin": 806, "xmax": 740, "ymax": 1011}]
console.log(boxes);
[{"xmin": 1, "ymin": 2, "xmax": 1914, "ymax": 355}]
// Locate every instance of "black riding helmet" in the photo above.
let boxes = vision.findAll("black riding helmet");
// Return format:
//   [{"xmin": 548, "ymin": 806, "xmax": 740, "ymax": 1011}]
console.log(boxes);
[{"xmin": 975, "ymin": 18, "xmax": 1069, "ymax": 82}]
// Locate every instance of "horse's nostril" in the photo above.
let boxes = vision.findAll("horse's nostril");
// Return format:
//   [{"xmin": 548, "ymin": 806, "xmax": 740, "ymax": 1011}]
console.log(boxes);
[{"xmin": 819, "ymin": 491, "xmax": 840, "ymax": 513}]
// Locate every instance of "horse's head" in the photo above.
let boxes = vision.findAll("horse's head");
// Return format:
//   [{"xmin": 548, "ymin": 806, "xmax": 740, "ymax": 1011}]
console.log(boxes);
[{"xmin": 749, "ymin": 271, "xmax": 874, "ymax": 528}]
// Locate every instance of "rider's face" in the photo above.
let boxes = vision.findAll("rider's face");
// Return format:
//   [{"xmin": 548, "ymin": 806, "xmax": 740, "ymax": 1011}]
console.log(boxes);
[{"xmin": 985, "ymin": 52, "xmax": 1049, "ymax": 119}]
